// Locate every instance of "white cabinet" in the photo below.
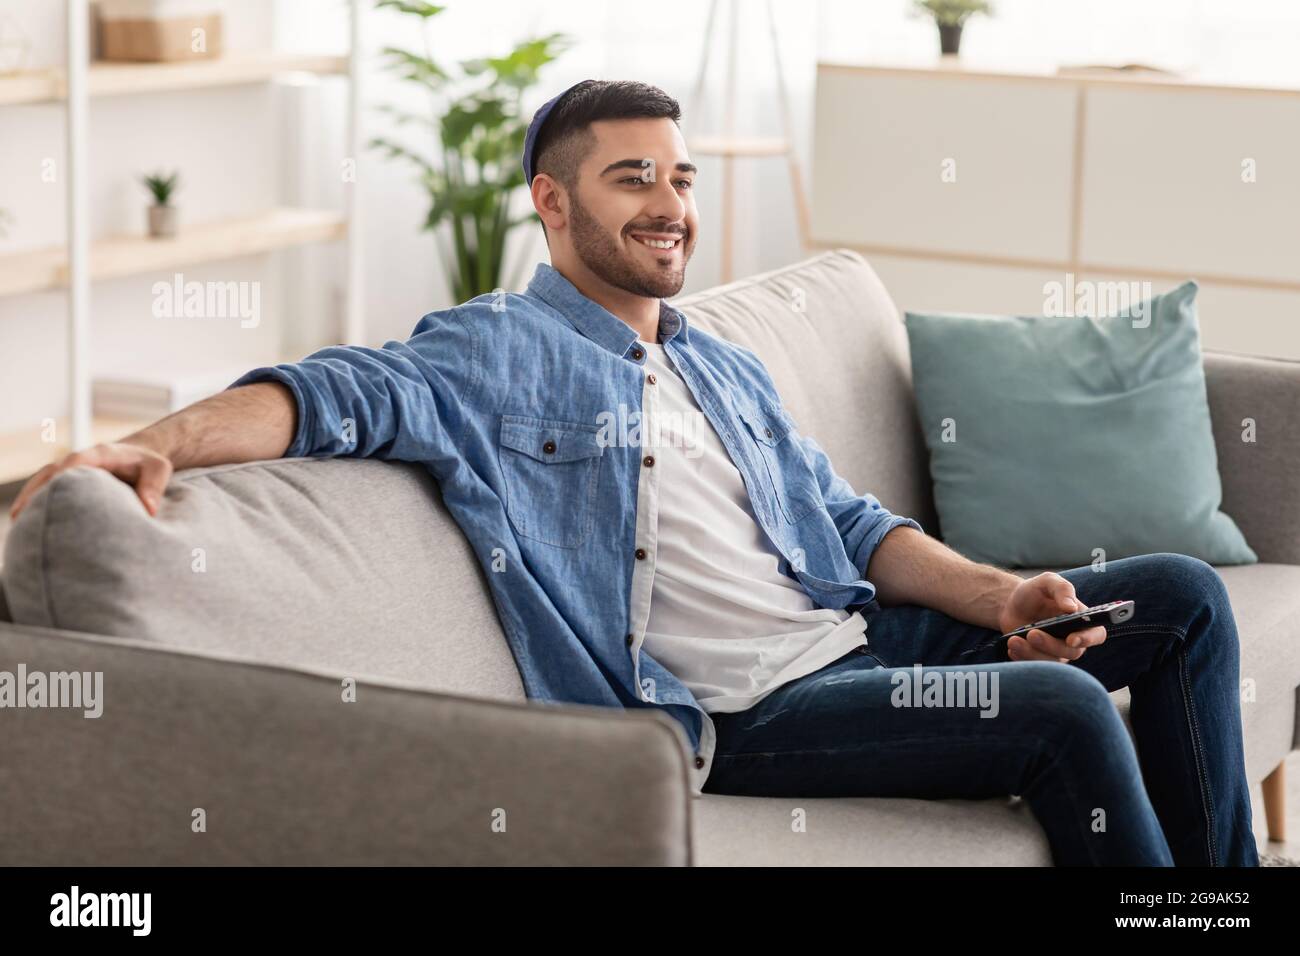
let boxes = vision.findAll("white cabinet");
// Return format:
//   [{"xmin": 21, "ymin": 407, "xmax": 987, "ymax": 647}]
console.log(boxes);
[
  {"xmin": 812, "ymin": 60, "xmax": 1300, "ymax": 360},
  {"xmin": 1080, "ymin": 86, "xmax": 1300, "ymax": 286},
  {"xmin": 814, "ymin": 67, "xmax": 1078, "ymax": 263}
]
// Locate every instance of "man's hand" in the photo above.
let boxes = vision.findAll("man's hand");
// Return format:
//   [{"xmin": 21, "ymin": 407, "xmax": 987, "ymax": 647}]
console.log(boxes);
[
  {"xmin": 997, "ymin": 572, "xmax": 1107, "ymax": 663},
  {"xmin": 9, "ymin": 441, "xmax": 173, "ymax": 521},
  {"xmin": 7, "ymin": 381, "xmax": 298, "ymax": 524}
]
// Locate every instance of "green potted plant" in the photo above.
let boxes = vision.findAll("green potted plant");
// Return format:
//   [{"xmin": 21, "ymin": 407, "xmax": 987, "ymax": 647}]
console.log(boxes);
[
  {"xmin": 370, "ymin": 0, "xmax": 568, "ymax": 301},
  {"xmin": 140, "ymin": 171, "xmax": 179, "ymax": 238},
  {"xmin": 912, "ymin": 0, "xmax": 993, "ymax": 56}
]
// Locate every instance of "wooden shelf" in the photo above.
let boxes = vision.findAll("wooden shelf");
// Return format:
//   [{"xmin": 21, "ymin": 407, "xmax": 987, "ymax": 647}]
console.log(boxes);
[
  {"xmin": 0, "ymin": 52, "xmax": 349, "ymax": 106},
  {"xmin": 0, "ymin": 415, "xmax": 156, "ymax": 486},
  {"xmin": 0, "ymin": 207, "xmax": 347, "ymax": 298}
]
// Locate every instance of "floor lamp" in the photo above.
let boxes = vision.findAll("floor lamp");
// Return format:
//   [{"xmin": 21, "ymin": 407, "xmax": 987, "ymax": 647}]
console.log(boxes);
[{"xmin": 686, "ymin": 0, "xmax": 812, "ymax": 283}]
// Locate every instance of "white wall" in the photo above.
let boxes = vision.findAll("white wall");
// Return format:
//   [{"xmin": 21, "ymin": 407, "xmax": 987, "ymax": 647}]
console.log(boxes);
[
  {"xmin": 820, "ymin": 0, "xmax": 1300, "ymax": 87},
  {"xmin": 3, "ymin": 0, "xmax": 1299, "ymax": 435}
]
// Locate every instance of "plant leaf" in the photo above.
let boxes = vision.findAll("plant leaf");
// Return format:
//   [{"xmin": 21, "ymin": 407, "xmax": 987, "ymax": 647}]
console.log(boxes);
[
  {"xmin": 375, "ymin": 0, "xmax": 446, "ymax": 19},
  {"xmin": 379, "ymin": 46, "xmax": 449, "ymax": 86},
  {"xmin": 368, "ymin": 136, "xmax": 435, "ymax": 174}
]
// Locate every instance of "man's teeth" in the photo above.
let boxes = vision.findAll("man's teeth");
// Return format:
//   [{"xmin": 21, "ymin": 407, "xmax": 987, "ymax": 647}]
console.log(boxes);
[{"xmin": 633, "ymin": 236, "xmax": 680, "ymax": 249}]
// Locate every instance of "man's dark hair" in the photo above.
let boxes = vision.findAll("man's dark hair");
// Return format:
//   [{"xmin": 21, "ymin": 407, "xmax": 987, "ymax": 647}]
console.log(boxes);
[{"xmin": 533, "ymin": 80, "xmax": 682, "ymax": 190}]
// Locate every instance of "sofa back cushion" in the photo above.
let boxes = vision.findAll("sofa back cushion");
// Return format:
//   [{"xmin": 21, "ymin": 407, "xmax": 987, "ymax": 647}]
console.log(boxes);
[
  {"xmin": 676, "ymin": 250, "xmax": 937, "ymax": 532},
  {"xmin": 2, "ymin": 459, "xmax": 528, "ymax": 700},
  {"xmin": 0, "ymin": 251, "xmax": 933, "ymax": 691}
]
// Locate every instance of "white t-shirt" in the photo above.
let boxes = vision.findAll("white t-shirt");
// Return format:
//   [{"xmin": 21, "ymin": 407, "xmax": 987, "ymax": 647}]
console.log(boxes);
[{"xmin": 639, "ymin": 339, "xmax": 869, "ymax": 714}]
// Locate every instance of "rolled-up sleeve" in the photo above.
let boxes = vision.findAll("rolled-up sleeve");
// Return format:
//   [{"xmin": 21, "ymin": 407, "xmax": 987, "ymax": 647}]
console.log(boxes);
[
  {"xmin": 795, "ymin": 430, "xmax": 924, "ymax": 578},
  {"xmin": 227, "ymin": 306, "xmax": 476, "ymax": 463}
]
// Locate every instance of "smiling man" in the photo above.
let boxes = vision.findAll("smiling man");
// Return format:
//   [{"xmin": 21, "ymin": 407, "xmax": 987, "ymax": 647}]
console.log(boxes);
[{"xmin": 10, "ymin": 80, "xmax": 1257, "ymax": 867}]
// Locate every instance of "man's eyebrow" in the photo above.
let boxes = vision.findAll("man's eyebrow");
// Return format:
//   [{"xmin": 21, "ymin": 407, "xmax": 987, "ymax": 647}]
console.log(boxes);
[{"xmin": 599, "ymin": 159, "xmax": 699, "ymax": 176}]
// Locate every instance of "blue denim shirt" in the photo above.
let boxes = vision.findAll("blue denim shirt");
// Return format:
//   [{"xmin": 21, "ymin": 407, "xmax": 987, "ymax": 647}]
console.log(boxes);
[{"xmin": 231, "ymin": 263, "xmax": 921, "ymax": 794}]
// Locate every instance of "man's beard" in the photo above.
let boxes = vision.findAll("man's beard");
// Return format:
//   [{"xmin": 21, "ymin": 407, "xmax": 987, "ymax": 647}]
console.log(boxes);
[{"xmin": 568, "ymin": 192, "xmax": 690, "ymax": 299}]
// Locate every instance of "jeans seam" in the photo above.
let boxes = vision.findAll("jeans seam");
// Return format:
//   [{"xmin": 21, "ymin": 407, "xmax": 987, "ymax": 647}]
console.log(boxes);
[
  {"xmin": 1103, "ymin": 624, "xmax": 1185, "ymax": 635},
  {"xmin": 1177, "ymin": 641, "xmax": 1218, "ymax": 865},
  {"xmin": 711, "ymin": 731, "xmax": 1052, "ymax": 761},
  {"xmin": 1101, "ymin": 622, "xmax": 1211, "ymax": 861}
]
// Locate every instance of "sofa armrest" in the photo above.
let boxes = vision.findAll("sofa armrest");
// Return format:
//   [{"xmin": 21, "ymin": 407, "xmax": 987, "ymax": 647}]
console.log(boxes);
[
  {"xmin": 0, "ymin": 621, "xmax": 693, "ymax": 865},
  {"xmin": 1204, "ymin": 349, "xmax": 1300, "ymax": 565}
]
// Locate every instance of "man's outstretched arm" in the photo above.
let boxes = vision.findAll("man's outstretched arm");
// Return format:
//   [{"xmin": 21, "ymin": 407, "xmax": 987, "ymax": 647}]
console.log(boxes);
[
  {"xmin": 10, "ymin": 306, "xmax": 476, "ymax": 522},
  {"xmin": 9, "ymin": 381, "xmax": 297, "ymax": 520},
  {"xmin": 866, "ymin": 525, "xmax": 1108, "ymax": 663}
]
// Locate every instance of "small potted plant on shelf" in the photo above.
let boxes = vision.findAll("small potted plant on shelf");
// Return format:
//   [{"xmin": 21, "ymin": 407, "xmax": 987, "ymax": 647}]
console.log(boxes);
[
  {"xmin": 140, "ymin": 171, "xmax": 179, "ymax": 238},
  {"xmin": 912, "ymin": 0, "xmax": 993, "ymax": 56}
]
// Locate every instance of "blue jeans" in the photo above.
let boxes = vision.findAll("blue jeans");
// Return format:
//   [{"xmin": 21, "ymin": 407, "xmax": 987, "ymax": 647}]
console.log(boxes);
[{"xmin": 702, "ymin": 553, "xmax": 1259, "ymax": 866}]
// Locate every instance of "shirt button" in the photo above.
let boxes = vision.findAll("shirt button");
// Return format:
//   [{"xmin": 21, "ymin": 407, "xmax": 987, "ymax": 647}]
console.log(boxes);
[
  {"xmin": 635, "ymin": 548, "xmax": 647, "ymax": 560},
  {"xmin": 647, "ymin": 373, "xmax": 657, "ymax": 384},
  {"xmin": 694, "ymin": 755, "xmax": 706, "ymax": 769},
  {"xmin": 642, "ymin": 455, "xmax": 655, "ymax": 467},
  {"xmin": 765, "ymin": 427, "xmax": 773, "ymax": 438},
  {"xmin": 542, "ymin": 439, "xmax": 556, "ymax": 454},
  {"xmin": 630, "ymin": 347, "xmax": 644, "ymax": 361},
  {"xmin": 625, "ymin": 633, "xmax": 634, "ymax": 647}
]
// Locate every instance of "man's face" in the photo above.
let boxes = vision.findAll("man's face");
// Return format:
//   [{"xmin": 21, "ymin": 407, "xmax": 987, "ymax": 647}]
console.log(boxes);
[{"xmin": 564, "ymin": 117, "xmax": 699, "ymax": 299}]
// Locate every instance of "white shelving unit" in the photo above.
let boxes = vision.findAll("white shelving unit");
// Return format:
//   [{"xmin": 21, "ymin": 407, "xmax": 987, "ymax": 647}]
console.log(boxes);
[
  {"xmin": 0, "ymin": 208, "xmax": 349, "ymax": 298},
  {"xmin": 0, "ymin": 0, "xmax": 365, "ymax": 485},
  {"xmin": 0, "ymin": 52, "xmax": 350, "ymax": 105}
]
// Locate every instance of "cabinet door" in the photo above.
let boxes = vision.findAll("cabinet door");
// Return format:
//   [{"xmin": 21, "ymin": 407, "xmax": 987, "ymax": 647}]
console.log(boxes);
[
  {"xmin": 812, "ymin": 67, "xmax": 1078, "ymax": 263},
  {"xmin": 1080, "ymin": 86, "xmax": 1300, "ymax": 286}
]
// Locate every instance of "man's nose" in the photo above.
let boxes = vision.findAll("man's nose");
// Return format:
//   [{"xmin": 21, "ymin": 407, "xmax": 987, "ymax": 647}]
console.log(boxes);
[{"xmin": 643, "ymin": 177, "xmax": 687, "ymax": 223}]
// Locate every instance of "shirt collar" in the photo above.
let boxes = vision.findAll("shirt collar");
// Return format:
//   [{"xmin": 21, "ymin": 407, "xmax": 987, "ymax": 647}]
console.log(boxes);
[{"xmin": 526, "ymin": 262, "xmax": 691, "ymax": 365}]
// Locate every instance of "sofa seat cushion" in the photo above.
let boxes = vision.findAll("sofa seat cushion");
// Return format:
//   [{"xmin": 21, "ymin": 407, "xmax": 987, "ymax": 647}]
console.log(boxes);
[{"xmin": 694, "ymin": 792, "xmax": 1050, "ymax": 865}]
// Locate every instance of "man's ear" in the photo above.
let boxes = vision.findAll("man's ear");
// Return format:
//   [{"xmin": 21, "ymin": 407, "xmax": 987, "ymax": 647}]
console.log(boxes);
[{"xmin": 531, "ymin": 173, "xmax": 567, "ymax": 233}]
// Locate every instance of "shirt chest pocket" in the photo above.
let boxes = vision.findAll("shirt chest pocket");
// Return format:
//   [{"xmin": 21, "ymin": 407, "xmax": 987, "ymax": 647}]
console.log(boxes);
[
  {"xmin": 738, "ymin": 400, "xmax": 825, "ymax": 524},
  {"xmin": 498, "ymin": 416, "xmax": 606, "ymax": 549}
]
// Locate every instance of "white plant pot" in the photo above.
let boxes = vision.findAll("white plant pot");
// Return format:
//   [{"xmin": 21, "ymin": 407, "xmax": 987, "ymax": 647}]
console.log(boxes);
[{"xmin": 148, "ymin": 204, "xmax": 177, "ymax": 238}]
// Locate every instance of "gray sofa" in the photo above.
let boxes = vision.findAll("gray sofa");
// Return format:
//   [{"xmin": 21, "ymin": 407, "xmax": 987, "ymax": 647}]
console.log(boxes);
[{"xmin": 2, "ymin": 250, "xmax": 1297, "ymax": 865}]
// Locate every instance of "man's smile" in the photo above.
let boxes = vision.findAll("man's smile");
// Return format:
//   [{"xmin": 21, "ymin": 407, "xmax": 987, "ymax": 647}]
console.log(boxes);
[{"xmin": 627, "ymin": 229, "xmax": 686, "ymax": 253}]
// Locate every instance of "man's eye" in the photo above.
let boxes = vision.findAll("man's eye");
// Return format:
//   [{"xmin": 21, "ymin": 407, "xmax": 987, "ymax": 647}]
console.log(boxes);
[
  {"xmin": 675, "ymin": 179, "xmax": 694, "ymax": 190},
  {"xmin": 619, "ymin": 177, "xmax": 647, "ymax": 186}
]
